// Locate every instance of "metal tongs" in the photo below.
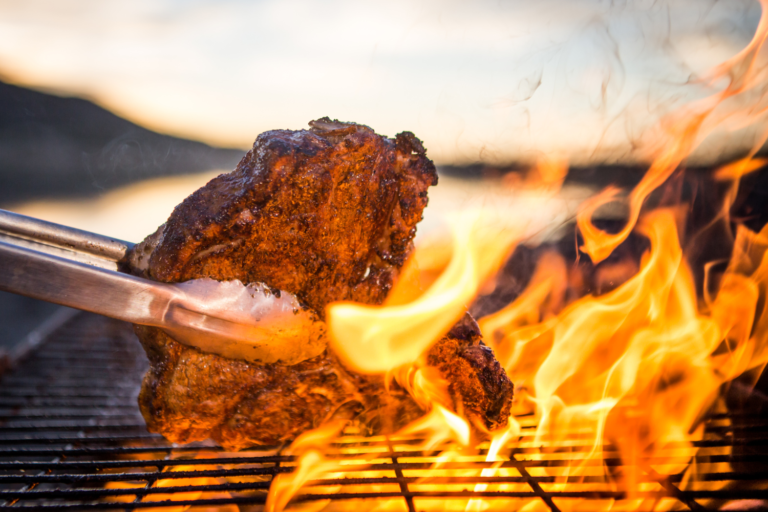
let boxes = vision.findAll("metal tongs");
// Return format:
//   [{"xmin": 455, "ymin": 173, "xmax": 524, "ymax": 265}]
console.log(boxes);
[{"xmin": 0, "ymin": 208, "xmax": 326, "ymax": 365}]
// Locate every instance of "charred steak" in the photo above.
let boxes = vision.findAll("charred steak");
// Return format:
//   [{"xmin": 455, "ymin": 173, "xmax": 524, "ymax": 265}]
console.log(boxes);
[{"xmin": 126, "ymin": 118, "xmax": 513, "ymax": 450}]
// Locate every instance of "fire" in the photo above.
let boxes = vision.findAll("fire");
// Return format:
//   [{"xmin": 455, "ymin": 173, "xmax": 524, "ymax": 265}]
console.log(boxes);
[
  {"xmin": 102, "ymin": 450, "xmax": 239, "ymax": 512},
  {"xmin": 491, "ymin": 209, "xmax": 740, "ymax": 491},
  {"xmin": 265, "ymin": 202, "xmax": 768, "ymax": 510},
  {"xmin": 262, "ymin": 3, "xmax": 768, "ymax": 510},
  {"xmin": 327, "ymin": 211, "xmax": 522, "ymax": 374},
  {"xmin": 265, "ymin": 420, "xmax": 348, "ymax": 512},
  {"xmin": 398, "ymin": 404, "xmax": 472, "ymax": 448},
  {"xmin": 578, "ymin": 0, "xmax": 768, "ymax": 265}
]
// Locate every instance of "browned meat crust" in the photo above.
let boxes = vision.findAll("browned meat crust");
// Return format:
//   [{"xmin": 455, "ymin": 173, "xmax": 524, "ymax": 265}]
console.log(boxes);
[
  {"xmin": 128, "ymin": 118, "xmax": 513, "ymax": 449},
  {"xmin": 132, "ymin": 118, "xmax": 435, "ymax": 313},
  {"xmin": 135, "ymin": 325, "xmax": 423, "ymax": 450},
  {"xmin": 436, "ymin": 315, "xmax": 514, "ymax": 432}
]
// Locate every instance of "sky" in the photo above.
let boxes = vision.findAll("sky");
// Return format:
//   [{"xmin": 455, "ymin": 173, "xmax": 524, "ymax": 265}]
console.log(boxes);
[{"xmin": 0, "ymin": 0, "xmax": 762, "ymax": 165}]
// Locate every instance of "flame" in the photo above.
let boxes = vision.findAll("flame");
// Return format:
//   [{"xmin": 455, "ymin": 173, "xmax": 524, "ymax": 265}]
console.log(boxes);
[
  {"xmin": 532, "ymin": 155, "xmax": 569, "ymax": 192},
  {"xmin": 713, "ymin": 156, "xmax": 768, "ymax": 182},
  {"xmin": 264, "ymin": 201, "xmax": 768, "ymax": 511},
  {"xmin": 102, "ymin": 450, "xmax": 237, "ymax": 512},
  {"xmin": 260, "ymin": 4, "xmax": 768, "ymax": 510},
  {"xmin": 577, "ymin": 0, "xmax": 768, "ymax": 264},
  {"xmin": 465, "ymin": 419, "xmax": 521, "ymax": 512},
  {"xmin": 711, "ymin": 222, "xmax": 768, "ymax": 382},
  {"xmin": 478, "ymin": 250, "xmax": 567, "ymax": 352},
  {"xmin": 398, "ymin": 404, "xmax": 472, "ymax": 448},
  {"xmin": 327, "ymin": 211, "xmax": 521, "ymax": 374},
  {"xmin": 481, "ymin": 209, "xmax": 768, "ymax": 497},
  {"xmin": 265, "ymin": 420, "xmax": 348, "ymax": 512},
  {"xmin": 502, "ymin": 155, "xmax": 569, "ymax": 196}
]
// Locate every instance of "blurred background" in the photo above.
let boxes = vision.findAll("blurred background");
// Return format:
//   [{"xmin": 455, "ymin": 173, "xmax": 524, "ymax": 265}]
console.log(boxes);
[{"xmin": 0, "ymin": 0, "xmax": 764, "ymax": 356}]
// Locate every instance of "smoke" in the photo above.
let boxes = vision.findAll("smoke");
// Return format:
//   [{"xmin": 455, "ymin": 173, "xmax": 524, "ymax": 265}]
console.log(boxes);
[{"xmin": 0, "ymin": 0, "xmax": 763, "ymax": 165}]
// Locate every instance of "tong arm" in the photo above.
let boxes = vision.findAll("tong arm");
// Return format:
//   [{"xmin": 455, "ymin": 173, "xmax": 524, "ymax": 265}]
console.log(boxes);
[
  {"xmin": 0, "ymin": 208, "xmax": 327, "ymax": 365},
  {"xmin": 0, "ymin": 240, "xmax": 170, "ymax": 327},
  {"xmin": 0, "ymin": 208, "xmax": 132, "ymax": 270}
]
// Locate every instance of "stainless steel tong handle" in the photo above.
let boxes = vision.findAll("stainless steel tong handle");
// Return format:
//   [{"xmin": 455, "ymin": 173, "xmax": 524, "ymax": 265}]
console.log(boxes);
[
  {"xmin": 0, "ymin": 208, "xmax": 184, "ymax": 327},
  {"xmin": 0, "ymin": 237, "xmax": 177, "ymax": 328},
  {"xmin": 0, "ymin": 208, "xmax": 132, "ymax": 270},
  {"xmin": 0, "ymin": 209, "xmax": 327, "ymax": 365}
]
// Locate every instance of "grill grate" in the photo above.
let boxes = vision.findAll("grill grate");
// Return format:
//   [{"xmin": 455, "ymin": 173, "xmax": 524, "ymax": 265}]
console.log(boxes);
[{"xmin": 1, "ymin": 313, "xmax": 768, "ymax": 511}]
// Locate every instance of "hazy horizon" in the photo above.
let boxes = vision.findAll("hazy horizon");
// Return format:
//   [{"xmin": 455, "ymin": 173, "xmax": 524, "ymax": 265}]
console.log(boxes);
[{"xmin": 0, "ymin": 0, "xmax": 764, "ymax": 166}]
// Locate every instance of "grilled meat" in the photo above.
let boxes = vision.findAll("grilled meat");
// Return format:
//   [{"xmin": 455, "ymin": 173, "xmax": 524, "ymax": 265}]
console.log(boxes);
[{"xmin": 127, "ymin": 118, "xmax": 513, "ymax": 449}]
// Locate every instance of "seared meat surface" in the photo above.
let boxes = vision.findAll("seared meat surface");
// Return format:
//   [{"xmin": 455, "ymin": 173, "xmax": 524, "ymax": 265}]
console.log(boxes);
[
  {"xmin": 130, "ymin": 117, "xmax": 432, "ymax": 312},
  {"xmin": 127, "ymin": 118, "xmax": 513, "ymax": 449}
]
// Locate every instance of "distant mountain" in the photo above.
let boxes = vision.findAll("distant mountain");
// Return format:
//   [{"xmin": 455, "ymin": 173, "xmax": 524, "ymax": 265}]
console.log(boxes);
[{"xmin": 0, "ymin": 79, "xmax": 244, "ymax": 205}]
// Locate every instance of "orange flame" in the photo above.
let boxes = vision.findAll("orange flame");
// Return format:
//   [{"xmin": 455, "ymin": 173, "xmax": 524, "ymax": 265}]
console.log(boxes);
[
  {"xmin": 262, "ymin": 4, "xmax": 768, "ymax": 509},
  {"xmin": 327, "ymin": 212, "xmax": 521, "ymax": 374},
  {"xmin": 474, "ymin": 209, "xmax": 768, "ymax": 508},
  {"xmin": 465, "ymin": 419, "xmax": 521, "ymax": 512},
  {"xmin": 578, "ymin": 0, "xmax": 768, "ymax": 264},
  {"xmin": 265, "ymin": 202, "xmax": 768, "ymax": 510},
  {"xmin": 398, "ymin": 404, "xmax": 472, "ymax": 448},
  {"xmin": 103, "ymin": 451, "xmax": 236, "ymax": 512},
  {"xmin": 265, "ymin": 420, "xmax": 348, "ymax": 512}
]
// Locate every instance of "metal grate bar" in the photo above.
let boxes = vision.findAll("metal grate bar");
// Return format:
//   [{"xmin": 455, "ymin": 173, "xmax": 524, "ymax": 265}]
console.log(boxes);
[
  {"xmin": 4, "ymin": 451, "xmax": 767, "ymax": 471},
  {"xmin": 1, "ymin": 313, "xmax": 767, "ymax": 511},
  {"xmin": 2, "ymin": 463, "xmax": 767, "ymax": 485},
  {"xmin": 7, "ymin": 471, "xmax": 767, "ymax": 499},
  {"xmin": 385, "ymin": 436, "xmax": 416, "ymax": 512},
  {"xmin": 639, "ymin": 464, "xmax": 704, "ymax": 511},
  {"xmin": 7, "ymin": 489, "xmax": 768, "ymax": 511}
]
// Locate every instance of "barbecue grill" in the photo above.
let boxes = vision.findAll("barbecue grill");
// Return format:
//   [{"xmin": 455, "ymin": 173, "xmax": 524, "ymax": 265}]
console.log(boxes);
[{"xmin": 0, "ymin": 312, "xmax": 766, "ymax": 511}]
